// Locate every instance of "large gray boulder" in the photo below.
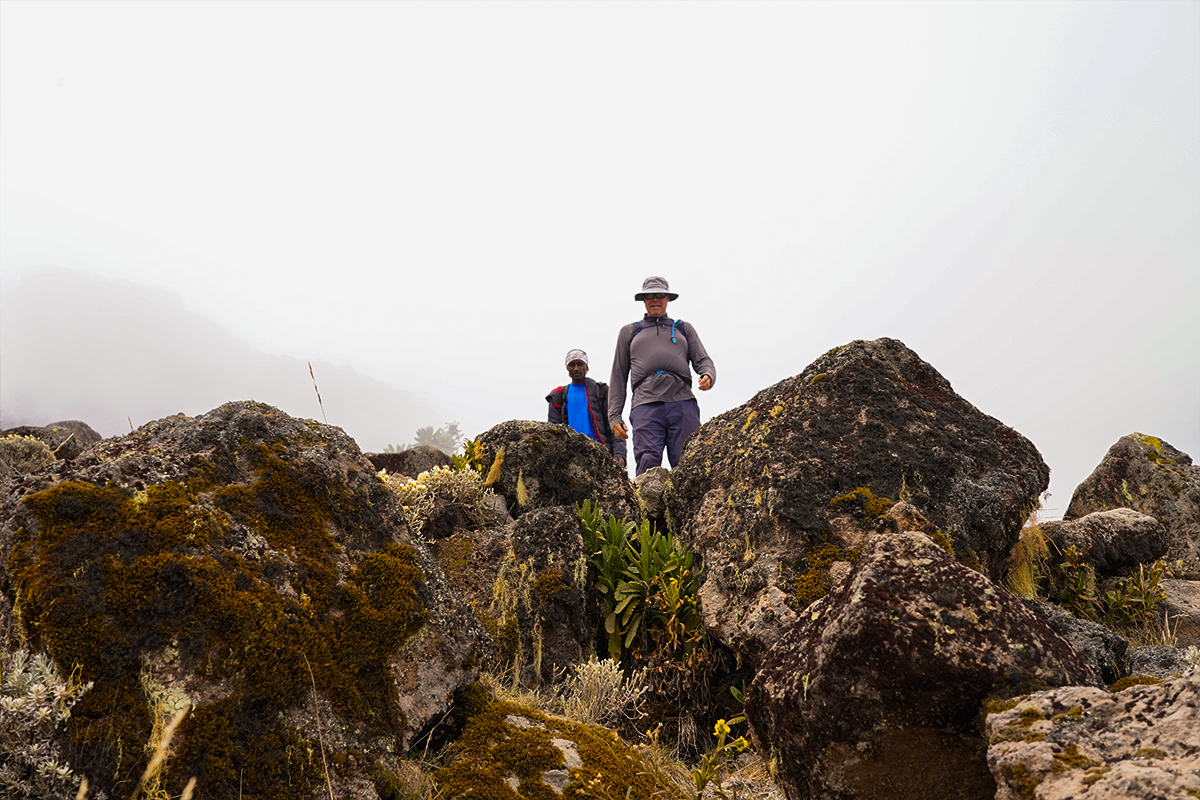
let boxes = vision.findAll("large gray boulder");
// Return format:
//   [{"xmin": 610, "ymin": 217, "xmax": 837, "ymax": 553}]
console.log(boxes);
[
  {"xmin": 1065, "ymin": 433, "xmax": 1200, "ymax": 578},
  {"xmin": 745, "ymin": 533, "xmax": 1096, "ymax": 800},
  {"xmin": 0, "ymin": 401, "xmax": 484, "ymax": 799},
  {"xmin": 664, "ymin": 338, "xmax": 1049, "ymax": 667},
  {"xmin": 987, "ymin": 674, "xmax": 1200, "ymax": 800}
]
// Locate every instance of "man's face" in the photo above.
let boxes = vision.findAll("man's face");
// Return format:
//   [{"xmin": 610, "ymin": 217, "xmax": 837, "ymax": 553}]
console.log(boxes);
[
  {"xmin": 643, "ymin": 293, "xmax": 669, "ymax": 318},
  {"xmin": 567, "ymin": 360, "xmax": 589, "ymax": 382}
]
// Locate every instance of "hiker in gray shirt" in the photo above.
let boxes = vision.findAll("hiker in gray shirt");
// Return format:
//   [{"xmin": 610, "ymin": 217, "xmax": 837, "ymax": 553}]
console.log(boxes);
[{"xmin": 608, "ymin": 276, "xmax": 716, "ymax": 476}]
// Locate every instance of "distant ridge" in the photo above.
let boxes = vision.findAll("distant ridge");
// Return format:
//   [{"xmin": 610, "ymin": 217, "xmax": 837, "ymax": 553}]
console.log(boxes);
[{"xmin": 0, "ymin": 267, "xmax": 437, "ymax": 450}]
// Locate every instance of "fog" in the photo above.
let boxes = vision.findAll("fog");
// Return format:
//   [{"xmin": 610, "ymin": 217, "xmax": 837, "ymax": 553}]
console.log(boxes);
[{"xmin": 2, "ymin": 1, "xmax": 1197, "ymax": 516}]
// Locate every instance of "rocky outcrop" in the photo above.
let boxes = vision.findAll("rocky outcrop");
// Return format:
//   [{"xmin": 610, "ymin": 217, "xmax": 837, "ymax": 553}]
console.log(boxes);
[
  {"xmin": 476, "ymin": 420, "xmax": 640, "ymax": 522},
  {"xmin": 1021, "ymin": 598, "xmax": 1128, "ymax": 686},
  {"xmin": 433, "ymin": 685, "xmax": 679, "ymax": 799},
  {"xmin": 745, "ymin": 533, "xmax": 1097, "ymax": 800},
  {"xmin": 0, "ymin": 401, "xmax": 485, "ymax": 798},
  {"xmin": 986, "ymin": 674, "xmax": 1200, "ymax": 800},
  {"xmin": 432, "ymin": 507, "xmax": 593, "ymax": 687},
  {"xmin": 1065, "ymin": 433, "xmax": 1200, "ymax": 578},
  {"xmin": 367, "ymin": 445, "xmax": 453, "ymax": 478},
  {"xmin": 664, "ymin": 338, "xmax": 1049, "ymax": 666},
  {"xmin": 1161, "ymin": 579, "xmax": 1200, "ymax": 647},
  {"xmin": 2, "ymin": 420, "xmax": 103, "ymax": 462}
]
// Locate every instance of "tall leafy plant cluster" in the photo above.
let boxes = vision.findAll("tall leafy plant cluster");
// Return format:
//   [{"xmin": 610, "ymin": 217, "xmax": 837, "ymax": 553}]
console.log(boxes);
[{"xmin": 576, "ymin": 501, "xmax": 709, "ymax": 693}]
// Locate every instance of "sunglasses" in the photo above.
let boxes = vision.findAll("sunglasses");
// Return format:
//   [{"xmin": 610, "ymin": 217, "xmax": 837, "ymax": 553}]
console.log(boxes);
[{"xmin": 644, "ymin": 293, "xmax": 668, "ymax": 300}]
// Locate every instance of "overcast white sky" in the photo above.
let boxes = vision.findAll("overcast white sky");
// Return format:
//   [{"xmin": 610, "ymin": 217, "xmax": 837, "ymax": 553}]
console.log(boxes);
[{"xmin": 2, "ymin": 0, "xmax": 1197, "ymax": 513}]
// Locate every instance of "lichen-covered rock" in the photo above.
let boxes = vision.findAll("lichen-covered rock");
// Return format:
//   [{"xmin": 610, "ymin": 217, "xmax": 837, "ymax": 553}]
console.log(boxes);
[
  {"xmin": 367, "ymin": 445, "xmax": 453, "ymax": 478},
  {"xmin": 664, "ymin": 338, "xmax": 1049, "ymax": 666},
  {"xmin": 745, "ymin": 533, "xmax": 1097, "ymax": 800},
  {"xmin": 1039, "ymin": 508, "xmax": 1168, "ymax": 583},
  {"xmin": 433, "ymin": 684, "xmax": 682, "ymax": 799},
  {"xmin": 1020, "ymin": 598, "xmax": 1128, "ymax": 686},
  {"xmin": 433, "ymin": 507, "xmax": 593, "ymax": 688},
  {"xmin": 1161, "ymin": 578, "xmax": 1200, "ymax": 647},
  {"xmin": 986, "ymin": 674, "xmax": 1200, "ymax": 800},
  {"xmin": 1123, "ymin": 645, "xmax": 1192, "ymax": 680},
  {"xmin": 476, "ymin": 420, "xmax": 640, "ymax": 522},
  {"xmin": 0, "ymin": 401, "xmax": 485, "ymax": 799},
  {"xmin": 1065, "ymin": 433, "xmax": 1200, "ymax": 578}
]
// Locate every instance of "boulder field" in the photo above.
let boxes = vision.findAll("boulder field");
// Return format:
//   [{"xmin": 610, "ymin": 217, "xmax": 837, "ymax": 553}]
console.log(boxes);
[{"xmin": 2, "ymin": 337, "xmax": 1196, "ymax": 800}]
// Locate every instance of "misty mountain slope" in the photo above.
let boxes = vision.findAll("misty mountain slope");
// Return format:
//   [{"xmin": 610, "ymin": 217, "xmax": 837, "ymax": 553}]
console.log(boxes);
[{"xmin": 0, "ymin": 267, "xmax": 436, "ymax": 449}]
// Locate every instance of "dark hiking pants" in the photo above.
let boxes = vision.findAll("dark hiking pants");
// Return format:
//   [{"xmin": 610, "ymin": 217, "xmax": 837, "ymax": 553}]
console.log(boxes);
[{"xmin": 630, "ymin": 399, "xmax": 701, "ymax": 476}]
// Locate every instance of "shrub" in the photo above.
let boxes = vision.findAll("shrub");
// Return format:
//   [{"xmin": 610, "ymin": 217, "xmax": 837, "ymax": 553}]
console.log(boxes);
[{"xmin": 0, "ymin": 650, "xmax": 96, "ymax": 799}]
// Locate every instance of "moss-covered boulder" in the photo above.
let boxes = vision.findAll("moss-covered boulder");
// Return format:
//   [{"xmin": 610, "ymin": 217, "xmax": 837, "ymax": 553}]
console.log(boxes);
[
  {"xmin": 663, "ymin": 337, "xmax": 1049, "ymax": 667},
  {"xmin": 476, "ymin": 421, "xmax": 640, "ymax": 523},
  {"xmin": 986, "ymin": 674, "xmax": 1200, "ymax": 800},
  {"xmin": 0, "ymin": 401, "xmax": 485, "ymax": 799},
  {"xmin": 1064, "ymin": 433, "xmax": 1200, "ymax": 578},
  {"xmin": 745, "ymin": 533, "xmax": 1096, "ymax": 800},
  {"xmin": 434, "ymin": 683, "xmax": 683, "ymax": 799},
  {"xmin": 433, "ymin": 507, "xmax": 593, "ymax": 688}
]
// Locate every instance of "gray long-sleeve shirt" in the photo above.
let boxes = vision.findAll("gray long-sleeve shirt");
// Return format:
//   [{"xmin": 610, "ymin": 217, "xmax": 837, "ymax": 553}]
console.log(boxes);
[{"xmin": 608, "ymin": 314, "xmax": 716, "ymax": 428}]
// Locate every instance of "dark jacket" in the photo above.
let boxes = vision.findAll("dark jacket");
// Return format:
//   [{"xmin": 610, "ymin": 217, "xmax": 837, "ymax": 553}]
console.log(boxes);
[{"xmin": 546, "ymin": 378, "xmax": 627, "ymax": 461}]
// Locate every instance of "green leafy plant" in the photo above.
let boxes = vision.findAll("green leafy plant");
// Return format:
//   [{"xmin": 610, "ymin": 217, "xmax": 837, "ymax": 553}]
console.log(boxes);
[{"xmin": 576, "ymin": 501, "xmax": 709, "ymax": 694}]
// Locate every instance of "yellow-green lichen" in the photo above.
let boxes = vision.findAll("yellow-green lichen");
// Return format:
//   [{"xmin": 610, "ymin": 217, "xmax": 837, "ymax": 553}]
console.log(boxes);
[{"xmin": 829, "ymin": 487, "xmax": 894, "ymax": 518}]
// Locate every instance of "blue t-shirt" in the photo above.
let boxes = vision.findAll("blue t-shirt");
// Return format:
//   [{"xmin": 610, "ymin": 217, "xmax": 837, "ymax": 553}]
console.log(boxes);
[{"xmin": 566, "ymin": 382, "xmax": 595, "ymax": 439}]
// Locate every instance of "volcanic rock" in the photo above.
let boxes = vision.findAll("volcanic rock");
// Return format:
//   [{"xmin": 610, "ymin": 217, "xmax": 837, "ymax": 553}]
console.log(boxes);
[
  {"xmin": 745, "ymin": 532, "xmax": 1097, "ymax": 800},
  {"xmin": 1124, "ymin": 645, "xmax": 1192, "ymax": 680},
  {"xmin": 432, "ymin": 506, "xmax": 593, "ymax": 687},
  {"xmin": 1065, "ymin": 433, "xmax": 1200, "ymax": 578},
  {"xmin": 1021, "ymin": 597, "xmax": 1128, "ymax": 685},
  {"xmin": 367, "ymin": 444, "xmax": 453, "ymax": 478},
  {"xmin": 475, "ymin": 420, "xmax": 640, "ymax": 522},
  {"xmin": 986, "ymin": 674, "xmax": 1200, "ymax": 800},
  {"xmin": 0, "ymin": 401, "xmax": 485, "ymax": 798},
  {"xmin": 1161, "ymin": 578, "xmax": 1200, "ymax": 647},
  {"xmin": 1039, "ymin": 508, "xmax": 1168, "ymax": 583},
  {"xmin": 664, "ymin": 338, "xmax": 1049, "ymax": 666}
]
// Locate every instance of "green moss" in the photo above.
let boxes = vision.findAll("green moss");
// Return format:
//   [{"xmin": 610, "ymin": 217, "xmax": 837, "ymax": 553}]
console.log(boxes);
[
  {"xmin": 1007, "ymin": 763, "xmax": 1041, "ymax": 800},
  {"xmin": 829, "ymin": 487, "xmax": 893, "ymax": 518},
  {"xmin": 928, "ymin": 528, "xmax": 954, "ymax": 554},
  {"xmin": 1109, "ymin": 675, "xmax": 1162, "ymax": 692},
  {"xmin": 1051, "ymin": 743, "xmax": 1097, "ymax": 773},
  {"xmin": 13, "ymin": 441, "xmax": 428, "ymax": 797},
  {"xmin": 809, "ymin": 372, "xmax": 828, "ymax": 385},
  {"xmin": 433, "ymin": 685, "xmax": 678, "ymax": 800},
  {"xmin": 794, "ymin": 541, "xmax": 847, "ymax": 609},
  {"xmin": 1134, "ymin": 748, "xmax": 1167, "ymax": 760}
]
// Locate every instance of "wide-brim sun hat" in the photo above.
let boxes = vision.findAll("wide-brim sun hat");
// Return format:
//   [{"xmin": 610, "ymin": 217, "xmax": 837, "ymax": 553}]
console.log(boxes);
[{"xmin": 634, "ymin": 275, "xmax": 679, "ymax": 301}]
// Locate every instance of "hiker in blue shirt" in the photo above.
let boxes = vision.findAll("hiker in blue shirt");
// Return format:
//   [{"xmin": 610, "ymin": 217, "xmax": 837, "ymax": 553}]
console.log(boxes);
[{"xmin": 546, "ymin": 349, "xmax": 627, "ymax": 467}]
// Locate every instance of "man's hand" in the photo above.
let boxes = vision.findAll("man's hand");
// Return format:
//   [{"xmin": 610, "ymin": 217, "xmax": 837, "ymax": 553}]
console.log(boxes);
[
  {"xmin": 613, "ymin": 422, "xmax": 628, "ymax": 439},
  {"xmin": 698, "ymin": 374, "xmax": 713, "ymax": 391}
]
